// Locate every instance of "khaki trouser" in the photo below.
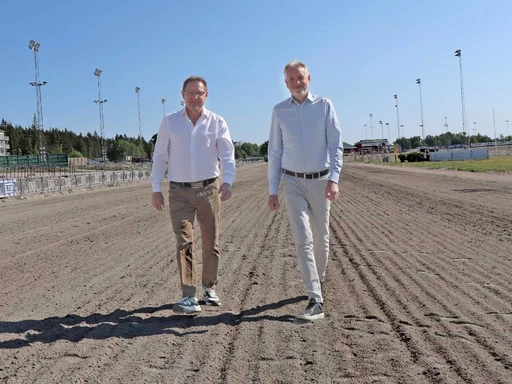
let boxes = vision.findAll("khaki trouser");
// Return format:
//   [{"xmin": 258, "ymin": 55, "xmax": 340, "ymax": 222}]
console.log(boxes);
[
  {"xmin": 281, "ymin": 174, "xmax": 330, "ymax": 302},
  {"xmin": 168, "ymin": 180, "xmax": 220, "ymax": 298}
]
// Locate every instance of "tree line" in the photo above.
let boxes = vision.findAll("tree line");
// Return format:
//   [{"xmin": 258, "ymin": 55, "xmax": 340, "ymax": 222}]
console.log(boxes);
[
  {"xmin": 1, "ymin": 119, "xmax": 267, "ymax": 161},
  {"xmin": 394, "ymin": 131, "xmax": 510, "ymax": 150}
]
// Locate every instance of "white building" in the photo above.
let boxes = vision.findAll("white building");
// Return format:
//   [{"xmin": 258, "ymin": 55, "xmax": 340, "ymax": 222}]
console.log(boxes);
[{"xmin": 0, "ymin": 130, "xmax": 10, "ymax": 156}]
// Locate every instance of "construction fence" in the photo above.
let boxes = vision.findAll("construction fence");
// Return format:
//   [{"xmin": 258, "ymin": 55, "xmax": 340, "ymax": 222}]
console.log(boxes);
[{"xmin": 0, "ymin": 170, "xmax": 151, "ymax": 198}]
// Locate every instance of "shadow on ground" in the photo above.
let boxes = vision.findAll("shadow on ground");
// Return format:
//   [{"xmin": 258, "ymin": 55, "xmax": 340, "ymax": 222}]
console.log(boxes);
[{"xmin": 0, "ymin": 296, "xmax": 306, "ymax": 349}]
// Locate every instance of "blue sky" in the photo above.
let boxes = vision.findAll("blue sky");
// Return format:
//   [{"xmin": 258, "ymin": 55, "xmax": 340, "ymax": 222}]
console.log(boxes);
[{"xmin": 1, "ymin": 0, "xmax": 511, "ymax": 146}]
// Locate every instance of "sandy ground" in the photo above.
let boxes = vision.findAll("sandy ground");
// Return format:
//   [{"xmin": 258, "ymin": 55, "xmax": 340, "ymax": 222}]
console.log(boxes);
[{"xmin": 1, "ymin": 163, "xmax": 511, "ymax": 384}]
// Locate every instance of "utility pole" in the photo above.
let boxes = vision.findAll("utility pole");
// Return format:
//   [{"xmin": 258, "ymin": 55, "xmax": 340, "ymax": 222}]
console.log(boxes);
[
  {"xmin": 28, "ymin": 39, "xmax": 47, "ymax": 161},
  {"xmin": 93, "ymin": 68, "xmax": 107, "ymax": 162}
]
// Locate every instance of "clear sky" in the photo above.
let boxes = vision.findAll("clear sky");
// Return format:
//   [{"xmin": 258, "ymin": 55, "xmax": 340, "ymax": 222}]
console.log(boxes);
[{"xmin": 1, "ymin": 0, "xmax": 511, "ymax": 146}]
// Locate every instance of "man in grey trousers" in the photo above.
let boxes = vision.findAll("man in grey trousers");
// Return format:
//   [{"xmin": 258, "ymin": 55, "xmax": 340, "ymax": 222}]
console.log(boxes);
[{"xmin": 267, "ymin": 59, "xmax": 343, "ymax": 321}]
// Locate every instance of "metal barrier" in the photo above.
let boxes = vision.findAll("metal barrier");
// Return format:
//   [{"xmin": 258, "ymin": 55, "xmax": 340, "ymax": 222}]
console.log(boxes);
[{"xmin": 5, "ymin": 170, "xmax": 151, "ymax": 197}]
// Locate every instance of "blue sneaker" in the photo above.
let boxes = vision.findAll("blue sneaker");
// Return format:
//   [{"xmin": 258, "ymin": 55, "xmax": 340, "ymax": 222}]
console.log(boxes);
[{"xmin": 173, "ymin": 296, "xmax": 201, "ymax": 314}]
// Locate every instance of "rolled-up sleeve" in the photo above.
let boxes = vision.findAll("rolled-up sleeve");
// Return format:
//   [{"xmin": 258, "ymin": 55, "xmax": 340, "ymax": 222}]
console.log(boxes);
[
  {"xmin": 268, "ymin": 107, "xmax": 283, "ymax": 195},
  {"xmin": 217, "ymin": 119, "xmax": 236, "ymax": 185},
  {"xmin": 325, "ymin": 99, "xmax": 343, "ymax": 183},
  {"xmin": 150, "ymin": 118, "xmax": 170, "ymax": 192}
]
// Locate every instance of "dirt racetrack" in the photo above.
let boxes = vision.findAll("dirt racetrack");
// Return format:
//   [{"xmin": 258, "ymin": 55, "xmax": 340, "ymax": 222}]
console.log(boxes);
[{"xmin": 1, "ymin": 163, "xmax": 511, "ymax": 384}]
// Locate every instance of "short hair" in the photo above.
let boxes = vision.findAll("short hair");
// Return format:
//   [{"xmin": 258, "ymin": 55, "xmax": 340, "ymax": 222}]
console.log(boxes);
[
  {"xmin": 182, "ymin": 76, "xmax": 208, "ymax": 91},
  {"xmin": 284, "ymin": 59, "xmax": 309, "ymax": 75}
]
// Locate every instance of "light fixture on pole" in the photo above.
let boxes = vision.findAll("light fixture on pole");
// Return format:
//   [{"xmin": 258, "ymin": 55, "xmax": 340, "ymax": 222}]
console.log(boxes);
[
  {"xmin": 394, "ymin": 94, "xmax": 400, "ymax": 139},
  {"xmin": 455, "ymin": 49, "xmax": 467, "ymax": 138},
  {"xmin": 161, "ymin": 98, "xmax": 166, "ymax": 117},
  {"xmin": 364, "ymin": 124, "xmax": 367, "ymax": 140},
  {"xmin": 400, "ymin": 124, "xmax": 404, "ymax": 138},
  {"xmin": 93, "ymin": 68, "xmax": 107, "ymax": 162},
  {"xmin": 369, "ymin": 113, "xmax": 374, "ymax": 140},
  {"xmin": 135, "ymin": 86, "xmax": 143, "ymax": 155},
  {"xmin": 28, "ymin": 39, "xmax": 47, "ymax": 161},
  {"xmin": 378, "ymin": 120, "xmax": 383, "ymax": 139},
  {"xmin": 416, "ymin": 78, "xmax": 425, "ymax": 139},
  {"xmin": 385, "ymin": 122, "xmax": 390, "ymax": 140},
  {"xmin": 444, "ymin": 117, "xmax": 449, "ymax": 133}
]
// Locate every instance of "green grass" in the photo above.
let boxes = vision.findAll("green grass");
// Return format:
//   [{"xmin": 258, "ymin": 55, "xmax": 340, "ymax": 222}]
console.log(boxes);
[{"xmin": 389, "ymin": 155, "xmax": 512, "ymax": 172}]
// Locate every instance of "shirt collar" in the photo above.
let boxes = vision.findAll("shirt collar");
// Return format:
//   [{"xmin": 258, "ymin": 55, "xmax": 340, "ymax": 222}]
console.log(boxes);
[
  {"xmin": 180, "ymin": 107, "xmax": 210, "ymax": 119},
  {"xmin": 289, "ymin": 92, "xmax": 315, "ymax": 105}
]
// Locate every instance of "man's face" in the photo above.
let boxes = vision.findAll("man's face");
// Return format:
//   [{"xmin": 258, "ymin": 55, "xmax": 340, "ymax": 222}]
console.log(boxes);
[
  {"xmin": 181, "ymin": 81, "xmax": 208, "ymax": 111},
  {"xmin": 285, "ymin": 66, "xmax": 310, "ymax": 99}
]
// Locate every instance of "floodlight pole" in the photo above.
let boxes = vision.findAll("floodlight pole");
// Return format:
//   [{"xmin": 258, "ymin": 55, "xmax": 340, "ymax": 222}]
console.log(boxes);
[
  {"xmin": 28, "ymin": 39, "xmax": 47, "ymax": 161},
  {"xmin": 394, "ymin": 94, "xmax": 400, "ymax": 139},
  {"xmin": 93, "ymin": 68, "xmax": 107, "ymax": 162},
  {"xmin": 416, "ymin": 78, "xmax": 425, "ymax": 138},
  {"xmin": 135, "ymin": 87, "xmax": 143, "ymax": 155}
]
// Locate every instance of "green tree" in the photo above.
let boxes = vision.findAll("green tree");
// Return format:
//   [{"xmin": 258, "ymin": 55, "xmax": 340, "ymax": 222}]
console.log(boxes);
[{"xmin": 259, "ymin": 140, "xmax": 268, "ymax": 156}]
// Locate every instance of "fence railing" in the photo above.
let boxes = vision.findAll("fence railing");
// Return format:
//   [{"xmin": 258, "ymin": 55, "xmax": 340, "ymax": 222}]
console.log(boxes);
[{"xmin": 0, "ymin": 170, "xmax": 151, "ymax": 197}]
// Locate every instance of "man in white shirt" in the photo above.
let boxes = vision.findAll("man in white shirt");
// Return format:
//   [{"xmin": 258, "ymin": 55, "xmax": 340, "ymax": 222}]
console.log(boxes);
[
  {"xmin": 267, "ymin": 60, "xmax": 343, "ymax": 321},
  {"xmin": 151, "ymin": 76, "xmax": 236, "ymax": 314}
]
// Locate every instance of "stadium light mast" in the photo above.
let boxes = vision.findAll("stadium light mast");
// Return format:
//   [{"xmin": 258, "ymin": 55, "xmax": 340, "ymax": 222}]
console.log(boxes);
[
  {"xmin": 28, "ymin": 39, "xmax": 47, "ymax": 161},
  {"xmin": 135, "ymin": 86, "xmax": 143, "ymax": 155},
  {"xmin": 161, "ymin": 98, "xmax": 166, "ymax": 117},
  {"xmin": 369, "ymin": 113, "xmax": 374, "ymax": 140},
  {"xmin": 385, "ymin": 122, "xmax": 390, "ymax": 140},
  {"xmin": 455, "ymin": 49, "xmax": 467, "ymax": 138},
  {"xmin": 444, "ymin": 116, "xmax": 449, "ymax": 133},
  {"xmin": 93, "ymin": 68, "xmax": 107, "ymax": 162},
  {"xmin": 364, "ymin": 124, "xmax": 367, "ymax": 139},
  {"xmin": 378, "ymin": 120, "xmax": 384, "ymax": 139},
  {"xmin": 506, "ymin": 120, "xmax": 510, "ymax": 139},
  {"xmin": 416, "ymin": 78, "xmax": 425, "ymax": 139},
  {"xmin": 394, "ymin": 94, "xmax": 400, "ymax": 139}
]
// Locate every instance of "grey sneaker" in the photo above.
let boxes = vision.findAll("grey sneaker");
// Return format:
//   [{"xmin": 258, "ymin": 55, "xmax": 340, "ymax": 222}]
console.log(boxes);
[
  {"xmin": 173, "ymin": 296, "xmax": 201, "ymax": 314},
  {"xmin": 296, "ymin": 299, "xmax": 324, "ymax": 321},
  {"xmin": 203, "ymin": 288, "xmax": 221, "ymax": 306}
]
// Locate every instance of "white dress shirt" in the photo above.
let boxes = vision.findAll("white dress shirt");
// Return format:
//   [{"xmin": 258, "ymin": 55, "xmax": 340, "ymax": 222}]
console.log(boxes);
[
  {"xmin": 150, "ymin": 108, "xmax": 236, "ymax": 192},
  {"xmin": 268, "ymin": 93, "xmax": 343, "ymax": 195}
]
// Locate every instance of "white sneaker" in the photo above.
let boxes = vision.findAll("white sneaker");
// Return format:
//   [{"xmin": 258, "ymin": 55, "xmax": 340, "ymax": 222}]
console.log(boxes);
[
  {"xmin": 173, "ymin": 296, "xmax": 201, "ymax": 314},
  {"xmin": 203, "ymin": 288, "xmax": 221, "ymax": 306}
]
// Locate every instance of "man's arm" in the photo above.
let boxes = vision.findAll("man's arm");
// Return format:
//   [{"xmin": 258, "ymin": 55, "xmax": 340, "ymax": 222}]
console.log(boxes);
[
  {"xmin": 325, "ymin": 99, "xmax": 343, "ymax": 183},
  {"xmin": 150, "ymin": 118, "xmax": 170, "ymax": 210},
  {"xmin": 217, "ymin": 118, "xmax": 236, "ymax": 201},
  {"xmin": 268, "ymin": 107, "xmax": 283, "ymax": 196}
]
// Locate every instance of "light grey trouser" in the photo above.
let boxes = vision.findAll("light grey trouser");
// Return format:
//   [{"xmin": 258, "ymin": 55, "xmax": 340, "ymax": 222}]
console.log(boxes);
[{"xmin": 281, "ymin": 174, "xmax": 330, "ymax": 302}]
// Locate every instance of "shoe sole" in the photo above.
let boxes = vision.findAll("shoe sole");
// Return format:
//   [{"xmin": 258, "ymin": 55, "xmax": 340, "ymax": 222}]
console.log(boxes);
[
  {"xmin": 172, "ymin": 304, "xmax": 201, "ymax": 314},
  {"xmin": 296, "ymin": 313, "xmax": 325, "ymax": 321},
  {"xmin": 205, "ymin": 300, "xmax": 221, "ymax": 307}
]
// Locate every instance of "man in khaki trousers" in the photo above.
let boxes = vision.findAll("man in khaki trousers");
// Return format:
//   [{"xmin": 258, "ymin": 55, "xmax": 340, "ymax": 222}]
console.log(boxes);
[{"xmin": 150, "ymin": 76, "xmax": 236, "ymax": 314}]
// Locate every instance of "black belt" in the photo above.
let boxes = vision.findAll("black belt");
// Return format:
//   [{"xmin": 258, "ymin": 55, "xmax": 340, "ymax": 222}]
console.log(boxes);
[
  {"xmin": 282, "ymin": 169, "xmax": 329, "ymax": 179},
  {"xmin": 170, "ymin": 177, "xmax": 217, "ymax": 188}
]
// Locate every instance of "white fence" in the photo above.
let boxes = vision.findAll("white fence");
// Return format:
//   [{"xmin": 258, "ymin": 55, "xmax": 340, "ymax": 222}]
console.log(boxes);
[{"xmin": 429, "ymin": 147, "xmax": 489, "ymax": 161}]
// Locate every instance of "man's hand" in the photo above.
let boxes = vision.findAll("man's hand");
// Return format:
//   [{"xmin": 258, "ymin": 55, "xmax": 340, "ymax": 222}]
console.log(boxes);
[
  {"xmin": 325, "ymin": 181, "xmax": 339, "ymax": 201},
  {"xmin": 218, "ymin": 183, "xmax": 232, "ymax": 202},
  {"xmin": 268, "ymin": 195, "xmax": 279, "ymax": 211},
  {"xmin": 151, "ymin": 192, "xmax": 165, "ymax": 211}
]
